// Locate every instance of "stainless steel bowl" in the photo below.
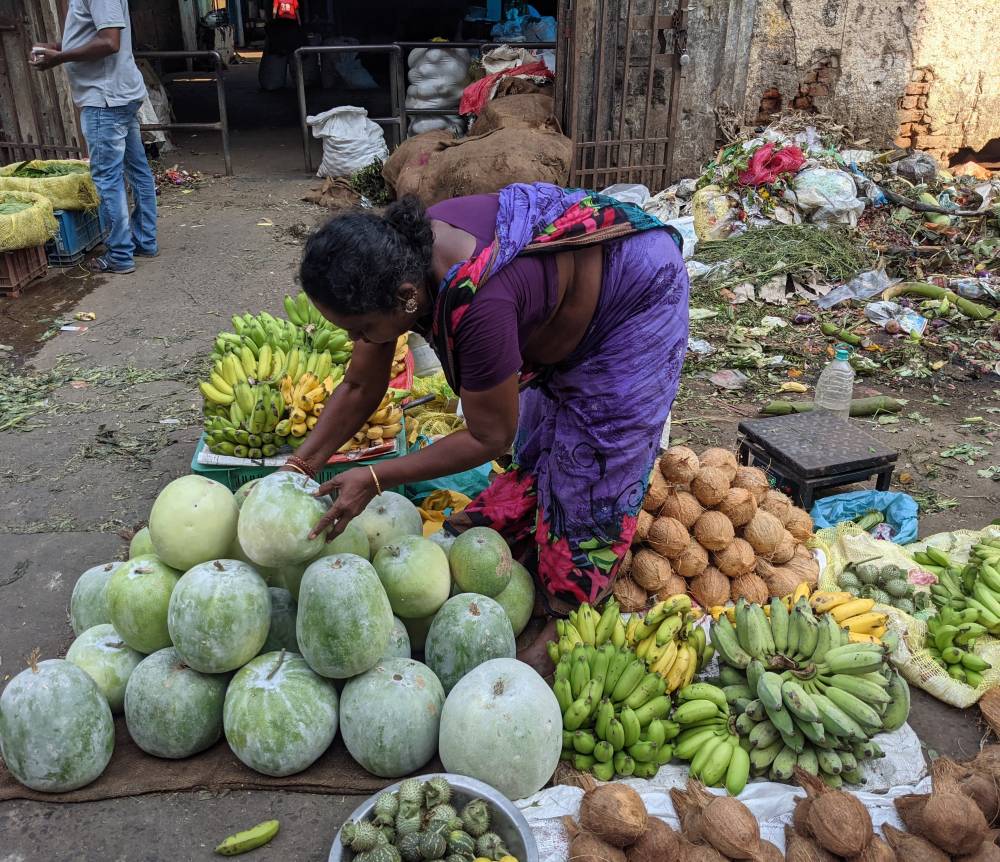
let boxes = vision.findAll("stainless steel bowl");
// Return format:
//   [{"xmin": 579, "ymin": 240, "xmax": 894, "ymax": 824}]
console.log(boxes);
[{"xmin": 328, "ymin": 773, "xmax": 539, "ymax": 862}]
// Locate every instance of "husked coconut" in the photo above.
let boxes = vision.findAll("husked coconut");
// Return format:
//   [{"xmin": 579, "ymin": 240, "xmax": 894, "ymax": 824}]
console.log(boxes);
[
  {"xmin": 661, "ymin": 490, "xmax": 704, "ymax": 529},
  {"xmin": 733, "ymin": 466, "xmax": 770, "ymax": 504},
  {"xmin": 699, "ymin": 448, "xmax": 738, "ymax": 483},
  {"xmin": 660, "ymin": 446, "xmax": 700, "ymax": 485},
  {"xmin": 631, "ymin": 550, "xmax": 673, "ymax": 592},
  {"xmin": 690, "ymin": 467, "xmax": 729, "ymax": 508},
  {"xmin": 716, "ymin": 487, "xmax": 757, "ymax": 528},
  {"xmin": 647, "ymin": 516, "xmax": 691, "ymax": 559},
  {"xmin": 693, "ymin": 511, "xmax": 735, "ymax": 552}
]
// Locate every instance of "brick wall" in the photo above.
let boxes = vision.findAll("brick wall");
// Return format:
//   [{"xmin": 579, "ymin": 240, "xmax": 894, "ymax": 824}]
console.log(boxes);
[{"xmin": 894, "ymin": 69, "xmax": 936, "ymax": 155}]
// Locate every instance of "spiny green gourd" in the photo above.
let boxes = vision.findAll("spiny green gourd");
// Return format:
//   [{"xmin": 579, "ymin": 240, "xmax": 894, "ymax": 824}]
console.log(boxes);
[
  {"xmin": 427, "ymin": 804, "xmax": 458, "ymax": 827},
  {"xmin": 398, "ymin": 778, "xmax": 424, "ymax": 807},
  {"xmin": 418, "ymin": 831, "xmax": 447, "ymax": 861},
  {"xmin": 374, "ymin": 792, "xmax": 400, "ymax": 825},
  {"xmin": 460, "ymin": 799, "xmax": 491, "ymax": 838},
  {"xmin": 475, "ymin": 832, "xmax": 508, "ymax": 860},
  {"xmin": 398, "ymin": 832, "xmax": 422, "ymax": 862},
  {"xmin": 446, "ymin": 830, "xmax": 476, "ymax": 857},
  {"xmin": 424, "ymin": 776, "xmax": 452, "ymax": 808},
  {"xmin": 359, "ymin": 846, "xmax": 402, "ymax": 862},
  {"xmin": 395, "ymin": 811, "xmax": 422, "ymax": 837},
  {"xmin": 341, "ymin": 823, "xmax": 357, "ymax": 847},
  {"xmin": 351, "ymin": 820, "xmax": 383, "ymax": 852}
]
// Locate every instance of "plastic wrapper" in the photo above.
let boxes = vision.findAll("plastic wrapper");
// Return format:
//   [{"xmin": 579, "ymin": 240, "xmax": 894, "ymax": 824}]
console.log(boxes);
[
  {"xmin": 864, "ymin": 300, "xmax": 927, "ymax": 336},
  {"xmin": 816, "ymin": 269, "xmax": 900, "ymax": 309},
  {"xmin": 809, "ymin": 489, "xmax": 920, "ymax": 544},
  {"xmin": 692, "ymin": 184, "xmax": 739, "ymax": 240},
  {"xmin": 784, "ymin": 167, "xmax": 865, "ymax": 225}
]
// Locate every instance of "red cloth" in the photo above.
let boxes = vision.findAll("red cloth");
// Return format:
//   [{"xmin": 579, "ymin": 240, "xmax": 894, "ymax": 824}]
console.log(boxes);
[
  {"xmin": 459, "ymin": 60, "xmax": 553, "ymax": 117},
  {"xmin": 738, "ymin": 142, "xmax": 806, "ymax": 186},
  {"xmin": 273, "ymin": 0, "xmax": 298, "ymax": 20}
]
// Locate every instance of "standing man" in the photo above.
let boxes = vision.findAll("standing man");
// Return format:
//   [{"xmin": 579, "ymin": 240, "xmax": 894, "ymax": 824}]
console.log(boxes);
[{"xmin": 30, "ymin": 0, "xmax": 158, "ymax": 274}]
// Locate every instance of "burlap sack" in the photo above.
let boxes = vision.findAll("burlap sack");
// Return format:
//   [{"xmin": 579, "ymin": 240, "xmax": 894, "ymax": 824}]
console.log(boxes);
[
  {"xmin": 0, "ymin": 159, "xmax": 99, "ymax": 211},
  {"xmin": 468, "ymin": 93, "xmax": 562, "ymax": 136},
  {"xmin": 0, "ymin": 190, "xmax": 57, "ymax": 252}
]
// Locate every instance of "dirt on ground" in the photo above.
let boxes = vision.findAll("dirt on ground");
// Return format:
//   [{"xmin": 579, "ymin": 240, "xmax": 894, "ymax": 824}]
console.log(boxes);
[{"xmin": 0, "ymin": 133, "xmax": 996, "ymax": 860}]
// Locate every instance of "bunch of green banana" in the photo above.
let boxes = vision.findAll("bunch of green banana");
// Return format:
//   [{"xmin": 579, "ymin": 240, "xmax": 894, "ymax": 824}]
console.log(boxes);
[
  {"xmin": 927, "ymin": 539, "xmax": 1000, "ymax": 638},
  {"xmin": 552, "ymin": 639, "xmax": 676, "ymax": 780},
  {"xmin": 925, "ymin": 606, "xmax": 991, "ymax": 686},
  {"xmin": 707, "ymin": 596, "xmax": 910, "ymax": 787},
  {"xmin": 203, "ymin": 383, "xmax": 285, "ymax": 458},
  {"xmin": 283, "ymin": 292, "xmax": 354, "ymax": 361},
  {"xmin": 230, "ymin": 311, "xmax": 304, "ymax": 353},
  {"xmin": 671, "ymin": 684, "xmax": 749, "ymax": 795}
]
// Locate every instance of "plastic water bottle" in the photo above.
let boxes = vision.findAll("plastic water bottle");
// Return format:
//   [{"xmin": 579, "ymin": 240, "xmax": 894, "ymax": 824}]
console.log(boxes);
[{"xmin": 813, "ymin": 344, "xmax": 855, "ymax": 421}]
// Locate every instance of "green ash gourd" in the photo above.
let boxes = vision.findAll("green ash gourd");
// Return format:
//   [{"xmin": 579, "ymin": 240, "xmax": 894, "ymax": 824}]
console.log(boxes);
[
  {"xmin": 448, "ymin": 527, "xmax": 513, "ymax": 598},
  {"xmin": 167, "ymin": 559, "xmax": 271, "ymax": 673},
  {"xmin": 354, "ymin": 491, "xmax": 423, "ymax": 555},
  {"xmin": 148, "ymin": 474, "xmax": 239, "ymax": 571},
  {"xmin": 261, "ymin": 587, "xmax": 299, "ymax": 654},
  {"xmin": 124, "ymin": 647, "xmax": 228, "ymax": 758},
  {"xmin": 106, "ymin": 556, "xmax": 180, "ymax": 654},
  {"xmin": 402, "ymin": 612, "xmax": 435, "ymax": 652},
  {"xmin": 438, "ymin": 658, "xmax": 562, "ymax": 800},
  {"xmin": 0, "ymin": 659, "xmax": 115, "ymax": 792},
  {"xmin": 66, "ymin": 624, "xmax": 144, "ymax": 713},
  {"xmin": 224, "ymin": 650, "xmax": 339, "ymax": 776},
  {"xmin": 424, "ymin": 594, "xmax": 516, "ymax": 693},
  {"xmin": 339, "ymin": 658, "xmax": 445, "ymax": 777},
  {"xmin": 373, "ymin": 535, "xmax": 451, "ymax": 619},
  {"xmin": 322, "ymin": 517, "xmax": 371, "ymax": 560},
  {"xmin": 237, "ymin": 472, "xmax": 329, "ymax": 568},
  {"xmin": 69, "ymin": 562, "xmax": 116, "ymax": 636},
  {"xmin": 493, "ymin": 561, "xmax": 536, "ymax": 637},
  {"xmin": 382, "ymin": 616, "xmax": 412, "ymax": 660},
  {"xmin": 261, "ymin": 561, "xmax": 308, "ymax": 600},
  {"xmin": 297, "ymin": 553, "xmax": 393, "ymax": 678},
  {"xmin": 128, "ymin": 527, "xmax": 155, "ymax": 559}
]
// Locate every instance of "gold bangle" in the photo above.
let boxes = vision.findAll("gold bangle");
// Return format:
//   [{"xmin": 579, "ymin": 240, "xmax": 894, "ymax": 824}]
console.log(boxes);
[
  {"xmin": 284, "ymin": 461, "xmax": 307, "ymax": 476},
  {"xmin": 368, "ymin": 465, "xmax": 382, "ymax": 496}
]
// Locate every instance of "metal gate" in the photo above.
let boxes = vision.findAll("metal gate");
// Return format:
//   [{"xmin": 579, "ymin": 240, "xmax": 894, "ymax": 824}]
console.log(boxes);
[{"xmin": 555, "ymin": 0, "xmax": 689, "ymax": 191}]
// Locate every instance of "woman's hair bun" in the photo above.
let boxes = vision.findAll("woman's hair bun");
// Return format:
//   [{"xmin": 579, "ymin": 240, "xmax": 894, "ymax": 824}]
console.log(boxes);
[{"xmin": 384, "ymin": 196, "xmax": 434, "ymax": 261}]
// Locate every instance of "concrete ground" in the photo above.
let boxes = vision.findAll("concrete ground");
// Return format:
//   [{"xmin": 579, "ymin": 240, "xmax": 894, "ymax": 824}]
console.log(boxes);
[{"xmin": 0, "ymin": 127, "xmax": 994, "ymax": 860}]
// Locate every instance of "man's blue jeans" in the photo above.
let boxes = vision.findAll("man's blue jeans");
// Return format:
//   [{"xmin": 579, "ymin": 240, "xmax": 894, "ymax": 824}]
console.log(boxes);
[{"xmin": 80, "ymin": 100, "xmax": 158, "ymax": 269}]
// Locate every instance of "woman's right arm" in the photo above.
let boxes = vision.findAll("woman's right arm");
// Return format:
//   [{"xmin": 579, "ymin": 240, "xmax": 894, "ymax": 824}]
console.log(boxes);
[{"xmin": 285, "ymin": 338, "xmax": 395, "ymax": 472}]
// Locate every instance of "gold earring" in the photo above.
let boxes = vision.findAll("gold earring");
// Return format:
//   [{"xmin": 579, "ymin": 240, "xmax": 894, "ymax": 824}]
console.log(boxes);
[{"xmin": 404, "ymin": 297, "xmax": 418, "ymax": 314}]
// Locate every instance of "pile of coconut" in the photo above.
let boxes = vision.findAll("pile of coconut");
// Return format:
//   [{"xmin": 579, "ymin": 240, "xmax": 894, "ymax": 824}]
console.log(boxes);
[{"xmin": 617, "ymin": 446, "xmax": 819, "ymax": 611}]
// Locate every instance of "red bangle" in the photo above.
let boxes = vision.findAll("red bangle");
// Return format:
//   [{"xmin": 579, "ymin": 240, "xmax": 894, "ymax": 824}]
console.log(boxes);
[{"xmin": 285, "ymin": 455, "xmax": 318, "ymax": 480}]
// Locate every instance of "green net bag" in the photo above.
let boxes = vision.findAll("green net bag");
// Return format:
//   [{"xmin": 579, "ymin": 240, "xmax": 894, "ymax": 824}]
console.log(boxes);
[
  {"xmin": 0, "ymin": 160, "xmax": 99, "ymax": 211},
  {"xmin": 0, "ymin": 191, "xmax": 57, "ymax": 252}
]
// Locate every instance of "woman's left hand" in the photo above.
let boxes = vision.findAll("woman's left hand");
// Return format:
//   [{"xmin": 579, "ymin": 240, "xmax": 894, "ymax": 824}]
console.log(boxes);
[{"xmin": 310, "ymin": 467, "xmax": 378, "ymax": 541}]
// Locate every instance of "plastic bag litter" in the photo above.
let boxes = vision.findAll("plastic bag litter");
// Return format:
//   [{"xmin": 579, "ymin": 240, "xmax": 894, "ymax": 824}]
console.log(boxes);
[
  {"xmin": 810, "ymin": 490, "xmax": 919, "ymax": 544},
  {"xmin": 816, "ymin": 269, "xmax": 900, "ymax": 309},
  {"xmin": 784, "ymin": 167, "xmax": 865, "ymax": 225},
  {"xmin": 665, "ymin": 216, "xmax": 697, "ymax": 259},
  {"xmin": 307, "ymin": 106, "xmax": 388, "ymax": 178},
  {"xmin": 692, "ymin": 184, "xmax": 740, "ymax": 240},
  {"xmin": 864, "ymin": 301, "xmax": 927, "ymax": 336},
  {"xmin": 894, "ymin": 152, "xmax": 938, "ymax": 184},
  {"xmin": 598, "ymin": 183, "xmax": 650, "ymax": 207}
]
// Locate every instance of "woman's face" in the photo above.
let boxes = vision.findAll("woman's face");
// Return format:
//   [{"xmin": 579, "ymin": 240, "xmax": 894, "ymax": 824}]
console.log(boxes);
[{"xmin": 312, "ymin": 301, "xmax": 409, "ymax": 346}]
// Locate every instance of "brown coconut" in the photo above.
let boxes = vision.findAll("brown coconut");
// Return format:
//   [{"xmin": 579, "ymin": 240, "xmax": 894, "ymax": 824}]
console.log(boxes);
[
  {"xmin": 761, "ymin": 489, "xmax": 793, "ymax": 523},
  {"xmin": 760, "ymin": 840, "xmax": 784, "ymax": 862},
  {"xmin": 756, "ymin": 558, "xmax": 804, "ymax": 598},
  {"xmin": 677, "ymin": 838, "xmax": 727, "ymax": 862},
  {"xmin": 627, "ymin": 818, "xmax": 680, "ymax": 862},
  {"xmin": 579, "ymin": 782, "xmax": 648, "ymax": 847},
  {"xmin": 895, "ymin": 784, "xmax": 989, "ymax": 855},
  {"xmin": 674, "ymin": 538, "xmax": 710, "ymax": 579},
  {"xmin": 632, "ymin": 549, "xmax": 674, "ymax": 592},
  {"xmin": 785, "ymin": 826, "xmax": 839, "ymax": 862},
  {"xmin": 699, "ymin": 448, "xmax": 738, "ymax": 483},
  {"xmin": 972, "ymin": 746, "xmax": 1000, "ymax": 778},
  {"xmin": 690, "ymin": 466, "xmax": 730, "ymax": 508},
  {"xmin": 648, "ymin": 516, "xmax": 691, "ymax": 559},
  {"xmin": 690, "ymin": 567, "xmax": 731, "ymax": 609},
  {"xmin": 786, "ymin": 545, "xmax": 820, "ymax": 586},
  {"xmin": 713, "ymin": 538, "xmax": 757, "ymax": 578},
  {"xmin": 771, "ymin": 530, "xmax": 797, "ymax": 564},
  {"xmin": 848, "ymin": 835, "xmax": 897, "ymax": 862},
  {"xmin": 683, "ymin": 781, "xmax": 762, "ymax": 861},
  {"xmin": 657, "ymin": 574, "xmax": 689, "ymax": 601},
  {"xmin": 958, "ymin": 841, "xmax": 1000, "ymax": 862},
  {"xmin": 643, "ymin": 469, "xmax": 672, "ymax": 514},
  {"xmin": 660, "ymin": 446, "xmax": 700, "ymax": 486},
  {"xmin": 742, "ymin": 510, "xmax": 785, "ymax": 556},
  {"xmin": 619, "ymin": 549, "xmax": 634, "ymax": 578},
  {"xmin": 565, "ymin": 817, "xmax": 628, "ymax": 862},
  {"xmin": 979, "ymin": 689, "xmax": 1000, "ymax": 741},
  {"xmin": 883, "ymin": 824, "xmax": 950, "ymax": 862},
  {"xmin": 734, "ymin": 466, "xmax": 770, "ymax": 504},
  {"xmin": 731, "ymin": 573, "xmax": 769, "ymax": 605},
  {"xmin": 661, "ymin": 489, "xmax": 705, "ymax": 529},
  {"xmin": 693, "ymin": 511, "xmax": 735, "ymax": 552},
  {"xmin": 930, "ymin": 756, "xmax": 1000, "ymax": 824},
  {"xmin": 796, "ymin": 768, "xmax": 873, "ymax": 857},
  {"xmin": 636, "ymin": 509, "xmax": 654, "ymax": 542},
  {"xmin": 785, "ymin": 507, "xmax": 815, "ymax": 542},
  {"xmin": 614, "ymin": 576, "xmax": 648, "ymax": 613},
  {"xmin": 717, "ymin": 487, "xmax": 758, "ymax": 528}
]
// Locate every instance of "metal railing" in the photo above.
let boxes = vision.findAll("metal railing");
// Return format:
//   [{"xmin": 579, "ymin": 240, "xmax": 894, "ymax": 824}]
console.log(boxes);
[
  {"xmin": 135, "ymin": 50, "xmax": 232, "ymax": 176},
  {"xmin": 293, "ymin": 41, "xmax": 555, "ymax": 172}
]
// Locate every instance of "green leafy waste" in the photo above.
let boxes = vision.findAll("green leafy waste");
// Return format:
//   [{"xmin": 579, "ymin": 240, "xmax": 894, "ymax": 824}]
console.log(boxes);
[
  {"xmin": 349, "ymin": 159, "xmax": 391, "ymax": 206},
  {"xmin": 8, "ymin": 161, "xmax": 89, "ymax": 179},
  {"xmin": 0, "ymin": 199, "xmax": 31, "ymax": 215}
]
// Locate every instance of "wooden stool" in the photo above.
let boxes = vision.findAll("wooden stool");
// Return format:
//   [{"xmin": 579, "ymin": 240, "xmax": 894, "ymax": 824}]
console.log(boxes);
[{"xmin": 736, "ymin": 412, "xmax": 898, "ymax": 510}]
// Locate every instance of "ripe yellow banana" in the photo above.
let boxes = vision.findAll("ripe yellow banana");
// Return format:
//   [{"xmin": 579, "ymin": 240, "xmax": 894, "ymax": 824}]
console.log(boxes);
[
  {"xmin": 665, "ymin": 644, "xmax": 691, "ymax": 691},
  {"xmin": 810, "ymin": 591, "xmax": 855, "ymax": 613},
  {"xmin": 306, "ymin": 416, "xmax": 318, "ymax": 430},
  {"xmin": 793, "ymin": 582, "xmax": 812, "ymax": 603},
  {"xmin": 650, "ymin": 640, "xmax": 678, "ymax": 675},
  {"xmin": 290, "ymin": 421, "xmax": 307, "ymax": 437},
  {"xmin": 831, "ymin": 598, "xmax": 876, "ymax": 623},
  {"xmin": 841, "ymin": 611, "xmax": 888, "ymax": 634},
  {"xmin": 200, "ymin": 381, "xmax": 234, "ymax": 405},
  {"xmin": 210, "ymin": 371, "xmax": 233, "ymax": 396},
  {"xmin": 848, "ymin": 631, "xmax": 882, "ymax": 644}
]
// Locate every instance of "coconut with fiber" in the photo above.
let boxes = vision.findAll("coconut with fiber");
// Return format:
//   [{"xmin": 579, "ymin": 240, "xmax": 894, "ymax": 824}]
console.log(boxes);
[
  {"xmin": 698, "ymin": 448, "xmax": 737, "ymax": 483},
  {"xmin": 660, "ymin": 446, "xmax": 700, "ymax": 486},
  {"xmin": 647, "ymin": 516, "xmax": 690, "ymax": 559}
]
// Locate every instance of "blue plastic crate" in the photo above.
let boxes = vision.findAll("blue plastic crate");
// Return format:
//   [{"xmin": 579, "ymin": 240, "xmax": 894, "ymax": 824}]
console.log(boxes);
[{"xmin": 46, "ymin": 208, "xmax": 107, "ymax": 266}]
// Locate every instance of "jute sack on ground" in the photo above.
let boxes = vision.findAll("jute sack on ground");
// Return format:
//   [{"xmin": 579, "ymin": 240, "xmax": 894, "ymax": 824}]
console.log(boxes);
[
  {"xmin": 0, "ymin": 190, "xmax": 57, "ymax": 252},
  {"xmin": 468, "ymin": 93, "xmax": 561, "ymax": 135},
  {"xmin": 0, "ymin": 159, "xmax": 99, "ymax": 211},
  {"xmin": 386, "ymin": 126, "xmax": 572, "ymax": 207}
]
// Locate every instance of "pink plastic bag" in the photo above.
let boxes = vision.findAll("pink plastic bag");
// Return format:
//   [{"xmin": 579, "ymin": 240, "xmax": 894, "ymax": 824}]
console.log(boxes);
[{"xmin": 738, "ymin": 143, "xmax": 806, "ymax": 186}]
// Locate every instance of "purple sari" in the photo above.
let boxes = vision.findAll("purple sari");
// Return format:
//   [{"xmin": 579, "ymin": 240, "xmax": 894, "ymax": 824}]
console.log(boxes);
[{"xmin": 438, "ymin": 183, "xmax": 689, "ymax": 608}]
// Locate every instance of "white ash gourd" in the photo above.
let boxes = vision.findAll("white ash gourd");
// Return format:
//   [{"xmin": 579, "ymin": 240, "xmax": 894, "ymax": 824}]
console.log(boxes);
[{"xmin": 629, "ymin": 447, "xmax": 818, "ymax": 605}]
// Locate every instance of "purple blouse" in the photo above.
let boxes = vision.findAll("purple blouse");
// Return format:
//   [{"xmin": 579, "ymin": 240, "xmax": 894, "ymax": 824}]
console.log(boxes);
[{"xmin": 427, "ymin": 195, "xmax": 560, "ymax": 392}]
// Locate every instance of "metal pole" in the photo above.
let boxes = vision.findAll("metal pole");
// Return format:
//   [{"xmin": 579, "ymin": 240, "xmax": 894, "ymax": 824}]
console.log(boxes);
[
  {"xmin": 294, "ymin": 49, "xmax": 312, "ymax": 173},
  {"xmin": 211, "ymin": 51, "xmax": 232, "ymax": 176}
]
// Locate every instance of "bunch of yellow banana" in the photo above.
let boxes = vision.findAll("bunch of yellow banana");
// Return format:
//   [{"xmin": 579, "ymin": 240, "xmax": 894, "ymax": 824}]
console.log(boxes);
[
  {"xmin": 390, "ymin": 333, "xmax": 409, "ymax": 380},
  {"xmin": 338, "ymin": 390, "xmax": 405, "ymax": 453},
  {"xmin": 623, "ymin": 596, "xmax": 713, "ymax": 692},
  {"xmin": 277, "ymin": 369, "xmax": 341, "ymax": 438},
  {"xmin": 203, "ymin": 383, "xmax": 284, "ymax": 458},
  {"xmin": 709, "ymin": 582, "xmax": 812, "ymax": 624},
  {"xmin": 809, "ymin": 592, "xmax": 889, "ymax": 644}
]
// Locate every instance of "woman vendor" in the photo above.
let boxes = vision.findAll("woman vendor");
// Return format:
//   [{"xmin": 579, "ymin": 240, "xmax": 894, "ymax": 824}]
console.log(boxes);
[{"xmin": 287, "ymin": 182, "xmax": 689, "ymax": 666}]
